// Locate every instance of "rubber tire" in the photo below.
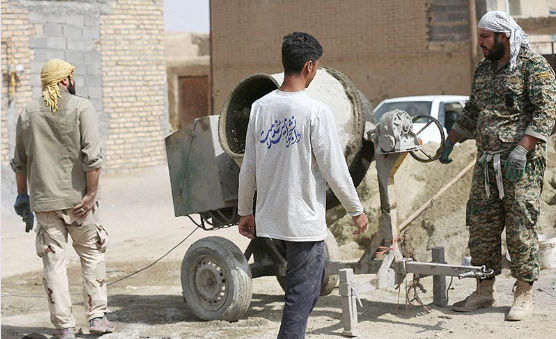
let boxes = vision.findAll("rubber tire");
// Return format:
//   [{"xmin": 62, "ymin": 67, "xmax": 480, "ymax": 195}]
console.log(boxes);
[
  {"xmin": 181, "ymin": 236, "xmax": 252, "ymax": 321},
  {"xmin": 277, "ymin": 229, "xmax": 340, "ymax": 296}
]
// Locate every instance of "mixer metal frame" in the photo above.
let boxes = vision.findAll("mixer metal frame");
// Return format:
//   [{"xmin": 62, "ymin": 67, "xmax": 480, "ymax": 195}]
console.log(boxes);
[{"xmin": 334, "ymin": 142, "xmax": 491, "ymax": 337}]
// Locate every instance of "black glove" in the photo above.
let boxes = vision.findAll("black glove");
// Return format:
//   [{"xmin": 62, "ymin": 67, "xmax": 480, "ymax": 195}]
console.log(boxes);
[
  {"xmin": 23, "ymin": 210, "xmax": 34, "ymax": 232},
  {"xmin": 439, "ymin": 140, "xmax": 455, "ymax": 164},
  {"xmin": 14, "ymin": 193, "xmax": 30, "ymax": 217},
  {"xmin": 14, "ymin": 193, "xmax": 34, "ymax": 232},
  {"xmin": 504, "ymin": 145, "xmax": 528, "ymax": 180}
]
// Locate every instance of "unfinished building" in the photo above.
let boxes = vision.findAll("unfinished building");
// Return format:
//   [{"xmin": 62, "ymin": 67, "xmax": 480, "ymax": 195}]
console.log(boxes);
[{"xmin": 165, "ymin": 32, "xmax": 210, "ymax": 131}]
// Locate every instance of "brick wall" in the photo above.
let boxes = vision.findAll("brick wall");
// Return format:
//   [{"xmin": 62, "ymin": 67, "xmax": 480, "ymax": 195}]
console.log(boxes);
[
  {"xmin": 100, "ymin": 0, "xmax": 168, "ymax": 173},
  {"xmin": 1, "ymin": 0, "xmax": 168, "ymax": 173},
  {"xmin": 210, "ymin": 0, "xmax": 481, "ymax": 114},
  {"xmin": 1, "ymin": 0, "xmax": 33, "ymax": 164}
]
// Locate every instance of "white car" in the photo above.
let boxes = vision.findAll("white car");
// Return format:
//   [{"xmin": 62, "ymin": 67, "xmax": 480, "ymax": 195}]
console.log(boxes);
[{"xmin": 373, "ymin": 95, "xmax": 469, "ymax": 144}]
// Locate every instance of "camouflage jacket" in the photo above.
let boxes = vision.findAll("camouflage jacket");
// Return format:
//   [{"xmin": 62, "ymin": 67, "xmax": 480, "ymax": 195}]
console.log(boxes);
[{"xmin": 453, "ymin": 48, "xmax": 556, "ymax": 159}]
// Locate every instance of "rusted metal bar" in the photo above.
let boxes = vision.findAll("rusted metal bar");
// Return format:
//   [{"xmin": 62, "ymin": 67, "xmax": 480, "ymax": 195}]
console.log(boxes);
[{"xmin": 399, "ymin": 159, "xmax": 476, "ymax": 232}]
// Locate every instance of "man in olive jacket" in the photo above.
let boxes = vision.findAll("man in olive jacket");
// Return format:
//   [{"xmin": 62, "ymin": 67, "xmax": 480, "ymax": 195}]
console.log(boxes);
[{"xmin": 11, "ymin": 59, "xmax": 113, "ymax": 339}]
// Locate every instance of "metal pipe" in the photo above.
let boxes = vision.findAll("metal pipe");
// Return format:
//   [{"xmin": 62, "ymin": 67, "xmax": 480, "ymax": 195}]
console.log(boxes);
[
  {"xmin": 432, "ymin": 247, "xmax": 447, "ymax": 307},
  {"xmin": 402, "ymin": 260, "xmax": 490, "ymax": 278}
]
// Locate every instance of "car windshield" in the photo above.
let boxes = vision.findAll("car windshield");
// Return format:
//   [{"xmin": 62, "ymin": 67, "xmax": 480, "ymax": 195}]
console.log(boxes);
[{"xmin": 374, "ymin": 101, "xmax": 433, "ymax": 122}]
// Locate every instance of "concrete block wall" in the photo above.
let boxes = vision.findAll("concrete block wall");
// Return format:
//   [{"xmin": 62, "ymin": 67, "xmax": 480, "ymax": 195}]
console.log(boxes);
[
  {"xmin": 25, "ymin": 1, "xmax": 106, "ymax": 114},
  {"xmin": 1, "ymin": 0, "xmax": 34, "ymax": 164},
  {"xmin": 210, "ymin": 0, "xmax": 485, "ymax": 113},
  {"xmin": 100, "ymin": 0, "xmax": 168, "ymax": 173}
]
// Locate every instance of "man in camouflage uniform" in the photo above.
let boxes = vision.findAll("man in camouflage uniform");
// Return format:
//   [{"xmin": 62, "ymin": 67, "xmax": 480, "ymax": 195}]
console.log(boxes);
[
  {"xmin": 11, "ymin": 59, "xmax": 113, "ymax": 339},
  {"xmin": 440, "ymin": 11, "xmax": 556, "ymax": 321}
]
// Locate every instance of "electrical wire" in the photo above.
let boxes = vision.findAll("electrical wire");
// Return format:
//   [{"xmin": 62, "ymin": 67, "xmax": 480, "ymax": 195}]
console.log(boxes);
[
  {"xmin": 446, "ymin": 276, "xmax": 455, "ymax": 305},
  {"xmin": 1, "ymin": 227, "xmax": 198, "ymax": 298},
  {"xmin": 107, "ymin": 227, "xmax": 198, "ymax": 286}
]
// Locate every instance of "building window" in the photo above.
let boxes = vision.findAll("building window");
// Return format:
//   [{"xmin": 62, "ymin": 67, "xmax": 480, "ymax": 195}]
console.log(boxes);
[{"xmin": 428, "ymin": 0, "xmax": 470, "ymax": 44}]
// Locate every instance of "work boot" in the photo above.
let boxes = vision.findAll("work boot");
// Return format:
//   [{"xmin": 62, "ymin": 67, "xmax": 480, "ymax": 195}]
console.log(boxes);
[
  {"xmin": 453, "ymin": 278, "xmax": 498, "ymax": 312},
  {"xmin": 89, "ymin": 314, "xmax": 114, "ymax": 335},
  {"xmin": 506, "ymin": 280, "xmax": 533, "ymax": 321},
  {"xmin": 53, "ymin": 327, "xmax": 75, "ymax": 339}
]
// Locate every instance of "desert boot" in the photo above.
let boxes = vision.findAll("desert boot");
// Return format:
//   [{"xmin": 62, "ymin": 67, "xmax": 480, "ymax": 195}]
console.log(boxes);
[
  {"xmin": 453, "ymin": 278, "xmax": 498, "ymax": 312},
  {"xmin": 506, "ymin": 280, "xmax": 533, "ymax": 321}
]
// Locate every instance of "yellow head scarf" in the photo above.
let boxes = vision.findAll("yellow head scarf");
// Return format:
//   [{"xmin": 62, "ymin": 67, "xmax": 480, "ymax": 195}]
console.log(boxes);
[{"xmin": 40, "ymin": 59, "xmax": 75, "ymax": 114}]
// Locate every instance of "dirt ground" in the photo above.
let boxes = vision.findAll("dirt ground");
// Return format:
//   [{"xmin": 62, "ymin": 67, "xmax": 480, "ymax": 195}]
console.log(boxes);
[{"xmin": 2, "ymin": 152, "xmax": 556, "ymax": 338}]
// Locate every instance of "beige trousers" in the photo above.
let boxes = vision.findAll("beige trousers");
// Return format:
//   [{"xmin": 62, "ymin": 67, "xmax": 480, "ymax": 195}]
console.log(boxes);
[{"xmin": 35, "ymin": 205, "xmax": 109, "ymax": 329}]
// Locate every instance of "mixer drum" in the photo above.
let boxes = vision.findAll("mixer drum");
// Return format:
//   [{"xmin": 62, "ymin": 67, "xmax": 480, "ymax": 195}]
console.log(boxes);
[{"xmin": 218, "ymin": 67, "xmax": 374, "ymax": 209}]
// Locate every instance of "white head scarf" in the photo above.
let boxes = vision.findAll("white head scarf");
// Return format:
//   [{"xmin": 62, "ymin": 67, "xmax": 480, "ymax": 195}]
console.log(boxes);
[{"xmin": 477, "ymin": 11, "xmax": 529, "ymax": 70}]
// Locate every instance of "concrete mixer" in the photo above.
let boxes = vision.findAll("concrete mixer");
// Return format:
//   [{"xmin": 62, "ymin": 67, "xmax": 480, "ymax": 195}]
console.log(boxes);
[
  {"xmin": 166, "ymin": 67, "xmax": 373, "ymax": 320},
  {"xmin": 165, "ymin": 67, "xmax": 492, "ymax": 334}
]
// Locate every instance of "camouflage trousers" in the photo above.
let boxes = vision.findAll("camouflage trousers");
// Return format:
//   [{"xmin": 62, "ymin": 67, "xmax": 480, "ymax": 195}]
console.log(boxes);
[
  {"xmin": 467, "ymin": 155, "xmax": 545, "ymax": 282},
  {"xmin": 35, "ymin": 205, "xmax": 109, "ymax": 329}
]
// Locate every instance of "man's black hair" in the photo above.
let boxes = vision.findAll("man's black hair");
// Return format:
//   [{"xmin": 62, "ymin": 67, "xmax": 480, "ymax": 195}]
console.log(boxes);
[
  {"xmin": 281, "ymin": 32, "xmax": 323, "ymax": 75},
  {"xmin": 67, "ymin": 76, "xmax": 76, "ymax": 95}
]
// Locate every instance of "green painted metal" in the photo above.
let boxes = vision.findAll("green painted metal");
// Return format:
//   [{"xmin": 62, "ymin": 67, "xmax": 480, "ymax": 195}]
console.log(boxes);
[{"xmin": 165, "ymin": 115, "xmax": 239, "ymax": 217}]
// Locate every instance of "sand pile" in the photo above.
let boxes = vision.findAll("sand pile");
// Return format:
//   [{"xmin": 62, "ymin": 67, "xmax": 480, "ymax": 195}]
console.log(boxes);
[{"xmin": 328, "ymin": 135, "xmax": 556, "ymax": 265}]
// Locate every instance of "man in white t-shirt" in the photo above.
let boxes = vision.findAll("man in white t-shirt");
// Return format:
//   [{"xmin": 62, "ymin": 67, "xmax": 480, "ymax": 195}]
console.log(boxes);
[{"xmin": 237, "ymin": 32, "xmax": 368, "ymax": 339}]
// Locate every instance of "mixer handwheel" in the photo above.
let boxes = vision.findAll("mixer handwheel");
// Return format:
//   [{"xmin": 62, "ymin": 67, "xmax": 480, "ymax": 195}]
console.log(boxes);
[{"xmin": 409, "ymin": 114, "xmax": 446, "ymax": 163}]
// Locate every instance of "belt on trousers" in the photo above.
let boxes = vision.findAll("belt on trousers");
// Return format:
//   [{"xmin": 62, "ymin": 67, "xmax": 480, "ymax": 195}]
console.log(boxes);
[{"xmin": 478, "ymin": 148, "xmax": 512, "ymax": 199}]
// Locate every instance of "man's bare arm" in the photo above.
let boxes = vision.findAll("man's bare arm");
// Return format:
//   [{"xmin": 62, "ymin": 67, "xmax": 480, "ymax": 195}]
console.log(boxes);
[
  {"xmin": 72, "ymin": 168, "xmax": 100, "ymax": 218},
  {"xmin": 16, "ymin": 172, "xmax": 27, "ymax": 194},
  {"xmin": 518, "ymin": 134, "xmax": 539, "ymax": 151}
]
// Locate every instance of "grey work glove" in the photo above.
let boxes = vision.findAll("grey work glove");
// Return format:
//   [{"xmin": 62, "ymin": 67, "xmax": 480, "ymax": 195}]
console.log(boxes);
[
  {"xmin": 439, "ymin": 140, "xmax": 455, "ymax": 164},
  {"xmin": 504, "ymin": 144, "xmax": 528, "ymax": 180}
]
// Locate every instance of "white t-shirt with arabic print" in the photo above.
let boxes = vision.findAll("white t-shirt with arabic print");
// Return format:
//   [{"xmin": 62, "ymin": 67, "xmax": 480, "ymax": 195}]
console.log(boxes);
[{"xmin": 238, "ymin": 89, "xmax": 363, "ymax": 242}]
